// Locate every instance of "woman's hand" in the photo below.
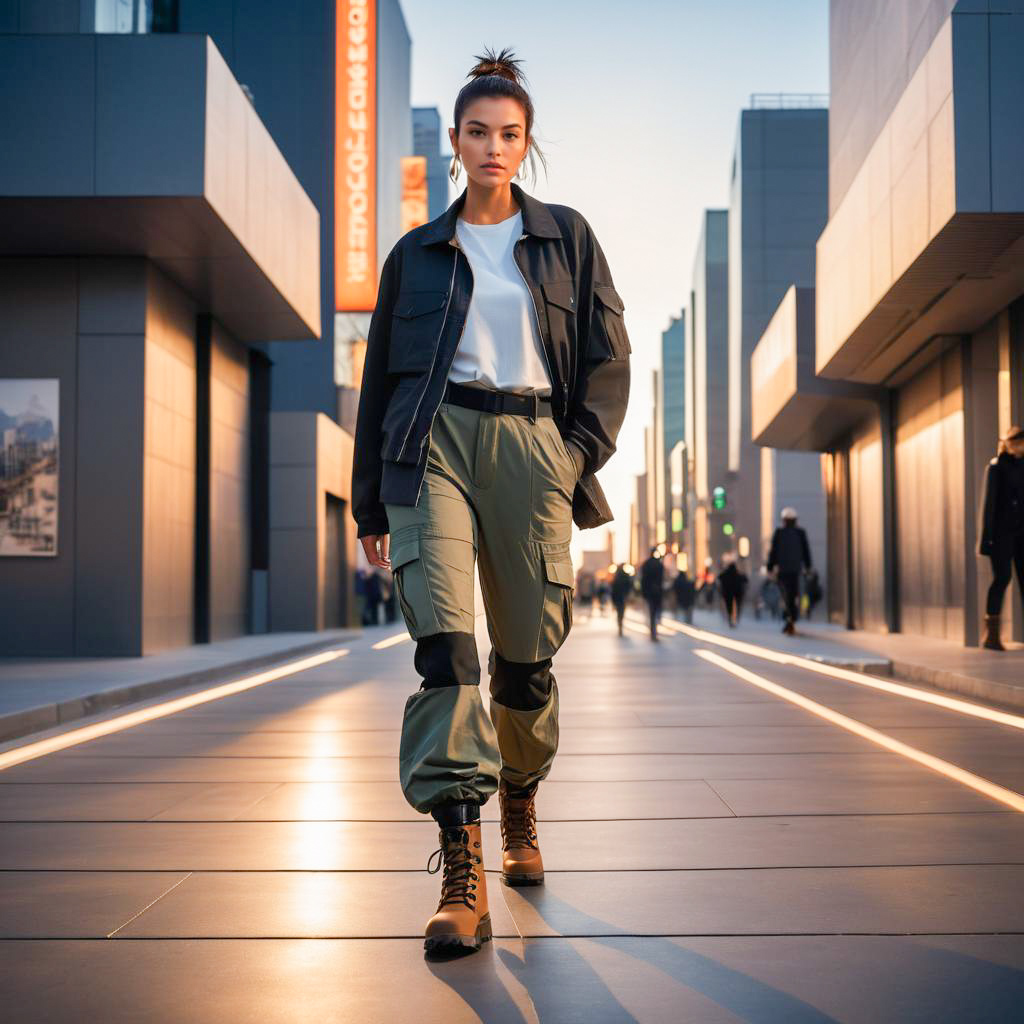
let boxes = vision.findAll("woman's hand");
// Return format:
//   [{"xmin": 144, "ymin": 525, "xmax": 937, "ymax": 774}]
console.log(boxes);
[{"xmin": 361, "ymin": 534, "xmax": 392, "ymax": 570}]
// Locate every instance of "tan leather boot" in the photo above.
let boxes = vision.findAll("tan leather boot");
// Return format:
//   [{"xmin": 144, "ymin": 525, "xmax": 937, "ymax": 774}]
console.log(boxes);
[
  {"xmin": 423, "ymin": 816, "xmax": 491, "ymax": 958},
  {"xmin": 983, "ymin": 614, "xmax": 1006, "ymax": 651},
  {"xmin": 498, "ymin": 780, "xmax": 544, "ymax": 887}
]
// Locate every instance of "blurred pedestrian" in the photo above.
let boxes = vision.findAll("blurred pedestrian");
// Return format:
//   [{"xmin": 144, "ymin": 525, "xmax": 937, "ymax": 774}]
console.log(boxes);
[
  {"xmin": 767, "ymin": 507, "xmax": 812, "ymax": 636},
  {"xmin": 362, "ymin": 569, "xmax": 382, "ymax": 626},
  {"xmin": 611, "ymin": 563, "xmax": 633, "ymax": 636},
  {"xmin": 978, "ymin": 425, "xmax": 1024, "ymax": 650},
  {"xmin": 596, "ymin": 578, "xmax": 610, "ymax": 615},
  {"xmin": 717, "ymin": 554, "xmax": 748, "ymax": 628},
  {"xmin": 672, "ymin": 568, "xmax": 695, "ymax": 624},
  {"xmin": 640, "ymin": 547, "xmax": 664, "ymax": 641}
]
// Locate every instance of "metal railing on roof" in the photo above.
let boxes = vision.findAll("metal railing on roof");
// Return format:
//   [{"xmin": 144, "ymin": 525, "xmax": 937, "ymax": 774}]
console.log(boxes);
[{"xmin": 750, "ymin": 92, "xmax": 829, "ymax": 109}]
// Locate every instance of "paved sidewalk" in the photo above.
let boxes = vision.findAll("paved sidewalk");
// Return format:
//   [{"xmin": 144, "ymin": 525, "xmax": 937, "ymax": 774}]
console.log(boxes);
[
  {"xmin": 0, "ymin": 629, "xmax": 360, "ymax": 743},
  {"xmin": 2, "ymin": 606, "xmax": 1023, "ymax": 1021},
  {"xmin": 686, "ymin": 606, "xmax": 1024, "ymax": 710}
]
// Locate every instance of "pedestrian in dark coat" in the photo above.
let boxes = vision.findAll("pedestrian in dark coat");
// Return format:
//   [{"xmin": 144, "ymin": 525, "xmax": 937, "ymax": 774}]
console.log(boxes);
[
  {"xmin": 717, "ymin": 557, "xmax": 747, "ymax": 628},
  {"xmin": 610, "ymin": 564, "xmax": 633, "ymax": 636},
  {"xmin": 640, "ymin": 548, "xmax": 664, "ymax": 641},
  {"xmin": 978, "ymin": 425, "xmax": 1024, "ymax": 650},
  {"xmin": 672, "ymin": 570, "xmax": 695, "ymax": 624},
  {"xmin": 767, "ymin": 507, "xmax": 812, "ymax": 635}
]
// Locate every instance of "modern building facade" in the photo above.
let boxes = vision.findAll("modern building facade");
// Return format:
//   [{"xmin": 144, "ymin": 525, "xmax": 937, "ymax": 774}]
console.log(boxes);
[
  {"xmin": 686, "ymin": 209, "xmax": 731, "ymax": 572},
  {"xmin": 0, "ymin": 0, "xmax": 415, "ymax": 654},
  {"xmin": 661, "ymin": 314, "xmax": 687, "ymax": 551},
  {"xmin": 413, "ymin": 107, "xmax": 451, "ymax": 222},
  {"xmin": 728, "ymin": 102, "xmax": 829, "ymax": 571},
  {"xmin": 755, "ymin": 0, "xmax": 1024, "ymax": 646}
]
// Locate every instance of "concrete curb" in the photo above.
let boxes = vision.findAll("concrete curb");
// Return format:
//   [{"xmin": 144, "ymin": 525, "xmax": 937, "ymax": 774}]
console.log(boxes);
[
  {"xmin": 885, "ymin": 658, "xmax": 1024, "ymax": 712},
  {"xmin": 0, "ymin": 631, "xmax": 360, "ymax": 746}
]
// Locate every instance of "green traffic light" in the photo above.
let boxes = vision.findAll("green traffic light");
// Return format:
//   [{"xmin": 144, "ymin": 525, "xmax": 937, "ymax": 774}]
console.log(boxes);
[
  {"xmin": 712, "ymin": 486, "xmax": 726, "ymax": 511},
  {"xmin": 723, "ymin": 522, "xmax": 734, "ymax": 536}
]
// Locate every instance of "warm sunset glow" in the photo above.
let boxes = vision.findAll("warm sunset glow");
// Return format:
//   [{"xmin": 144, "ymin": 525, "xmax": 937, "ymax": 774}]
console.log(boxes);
[
  {"xmin": 694, "ymin": 648, "xmax": 1024, "ymax": 813},
  {"xmin": 0, "ymin": 649, "xmax": 350, "ymax": 771}
]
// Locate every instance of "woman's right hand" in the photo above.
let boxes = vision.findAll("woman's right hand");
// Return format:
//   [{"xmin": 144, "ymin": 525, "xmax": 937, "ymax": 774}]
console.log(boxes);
[{"xmin": 361, "ymin": 534, "xmax": 391, "ymax": 570}]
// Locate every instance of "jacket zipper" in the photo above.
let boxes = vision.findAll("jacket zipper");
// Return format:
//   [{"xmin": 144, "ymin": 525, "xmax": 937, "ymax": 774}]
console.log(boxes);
[
  {"xmin": 513, "ymin": 233, "xmax": 568, "ymax": 417},
  {"xmin": 393, "ymin": 237, "xmax": 473, "ymax": 473},
  {"xmin": 395, "ymin": 244, "xmax": 463, "ymax": 462}
]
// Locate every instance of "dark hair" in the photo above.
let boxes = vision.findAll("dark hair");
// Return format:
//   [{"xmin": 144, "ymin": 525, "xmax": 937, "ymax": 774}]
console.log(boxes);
[{"xmin": 453, "ymin": 46, "xmax": 548, "ymax": 186}]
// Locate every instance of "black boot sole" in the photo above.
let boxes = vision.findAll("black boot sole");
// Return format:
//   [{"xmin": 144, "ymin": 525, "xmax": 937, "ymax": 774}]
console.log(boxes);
[
  {"xmin": 501, "ymin": 872, "xmax": 544, "ymax": 887},
  {"xmin": 423, "ymin": 915, "xmax": 492, "ymax": 960}
]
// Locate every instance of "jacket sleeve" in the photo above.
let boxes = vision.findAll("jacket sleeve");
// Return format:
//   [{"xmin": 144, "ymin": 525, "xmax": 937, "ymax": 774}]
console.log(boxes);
[
  {"xmin": 801, "ymin": 528, "xmax": 812, "ymax": 570},
  {"xmin": 351, "ymin": 246, "xmax": 402, "ymax": 539},
  {"xmin": 766, "ymin": 529, "xmax": 779, "ymax": 572},
  {"xmin": 563, "ymin": 216, "xmax": 631, "ymax": 478},
  {"xmin": 978, "ymin": 459, "xmax": 999, "ymax": 556}
]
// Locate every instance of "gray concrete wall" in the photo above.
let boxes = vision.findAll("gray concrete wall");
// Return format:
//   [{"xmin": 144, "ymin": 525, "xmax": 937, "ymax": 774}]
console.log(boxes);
[
  {"xmin": 849, "ymin": 411, "xmax": 889, "ymax": 632},
  {"xmin": 269, "ymin": 411, "xmax": 358, "ymax": 632},
  {"xmin": 728, "ymin": 108, "xmax": 828, "ymax": 570},
  {"xmin": 208, "ymin": 321, "xmax": 250, "ymax": 642},
  {"xmin": 829, "ymin": 0, "xmax": 956, "ymax": 215},
  {"xmin": 141, "ymin": 266, "xmax": 198, "ymax": 651},
  {"xmin": 0, "ymin": 256, "xmax": 205, "ymax": 656}
]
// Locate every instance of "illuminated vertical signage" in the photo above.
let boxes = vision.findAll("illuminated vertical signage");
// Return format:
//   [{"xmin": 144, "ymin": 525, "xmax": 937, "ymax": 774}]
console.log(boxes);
[
  {"xmin": 400, "ymin": 155, "xmax": 428, "ymax": 234},
  {"xmin": 335, "ymin": 0, "xmax": 377, "ymax": 312}
]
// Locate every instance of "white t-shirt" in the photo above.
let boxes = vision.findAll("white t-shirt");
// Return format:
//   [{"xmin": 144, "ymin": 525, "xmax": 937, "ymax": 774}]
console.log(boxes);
[{"xmin": 448, "ymin": 210, "xmax": 552, "ymax": 395}]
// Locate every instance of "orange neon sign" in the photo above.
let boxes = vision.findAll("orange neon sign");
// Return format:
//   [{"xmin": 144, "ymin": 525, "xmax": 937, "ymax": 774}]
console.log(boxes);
[{"xmin": 335, "ymin": 0, "xmax": 377, "ymax": 312}]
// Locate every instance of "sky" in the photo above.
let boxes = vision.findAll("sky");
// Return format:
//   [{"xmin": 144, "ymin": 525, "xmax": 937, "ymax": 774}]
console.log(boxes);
[{"xmin": 400, "ymin": 0, "xmax": 829, "ymax": 562}]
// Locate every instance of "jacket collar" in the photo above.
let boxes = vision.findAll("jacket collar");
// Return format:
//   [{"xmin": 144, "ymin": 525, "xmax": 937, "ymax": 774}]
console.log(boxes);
[{"xmin": 417, "ymin": 181, "xmax": 562, "ymax": 245}]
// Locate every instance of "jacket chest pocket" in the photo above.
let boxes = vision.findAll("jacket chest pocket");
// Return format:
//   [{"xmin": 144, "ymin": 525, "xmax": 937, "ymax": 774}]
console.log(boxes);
[
  {"xmin": 540, "ymin": 279, "xmax": 577, "ymax": 348},
  {"xmin": 592, "ymin": 284, "xmax": 630, "ymax": 360},
  {"xmin": 389, "ymin": 291, "xmax": 448, "ymax": 374}
]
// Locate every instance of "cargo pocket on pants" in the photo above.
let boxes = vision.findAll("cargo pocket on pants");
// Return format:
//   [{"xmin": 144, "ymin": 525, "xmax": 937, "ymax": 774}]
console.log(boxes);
[
  {"xmin": 537, "ymin": 545, "xmax": 575, "ymax": 658},
  {"xmin": 390, "ymin": 527, "xmax": 439, "ymax": 638}
]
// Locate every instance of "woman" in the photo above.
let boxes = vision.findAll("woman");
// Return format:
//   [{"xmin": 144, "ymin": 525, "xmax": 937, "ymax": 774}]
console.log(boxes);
[
  {"xmin": 978, "ymin": 425, "xmax": 1024, "ymax": 650},
  {"xmin": 351, "ymin": 48, "xmax": 631, "ymax": 958}
]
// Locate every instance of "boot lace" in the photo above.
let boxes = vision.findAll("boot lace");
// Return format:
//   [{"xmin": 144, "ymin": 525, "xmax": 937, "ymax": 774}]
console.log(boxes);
[
  {"xmin": 500, "ymin": 789, "xmax": 538, "ymax": 850},
  {"xmin": 426, "ymin": 827, "xmax": 480, "ymax": 911}
]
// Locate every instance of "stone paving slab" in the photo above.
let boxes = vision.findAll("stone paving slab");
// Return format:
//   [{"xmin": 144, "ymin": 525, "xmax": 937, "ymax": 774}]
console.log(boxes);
[
  {"xmin": 3, "ymin": 936, "xmax": 1023, "ymax": 1023},
  {"xmin": 2, "ymin": 608, "xmax": 1023, "ymax": 1020},
  {"xmin": 0, "ymin": 629, "xmax": 360, "ymax": 743}
]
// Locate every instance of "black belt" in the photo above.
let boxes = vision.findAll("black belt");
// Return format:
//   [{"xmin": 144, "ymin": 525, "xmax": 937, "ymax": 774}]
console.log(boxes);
[{"xmin": 442, "ymin": 380, "xmax": 554, "ymax": 419}]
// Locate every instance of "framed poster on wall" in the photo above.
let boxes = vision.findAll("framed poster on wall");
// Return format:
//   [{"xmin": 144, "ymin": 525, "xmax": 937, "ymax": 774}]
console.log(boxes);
[{"xmin": 0, "ymin": 379, "xmax": 59, "ymax": 556}]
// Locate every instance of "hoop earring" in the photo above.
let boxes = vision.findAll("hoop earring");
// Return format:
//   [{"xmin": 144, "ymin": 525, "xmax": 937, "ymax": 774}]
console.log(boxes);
[{"xmin": 449, "ymin": 153, "xmax": 462, "ymax": 184}]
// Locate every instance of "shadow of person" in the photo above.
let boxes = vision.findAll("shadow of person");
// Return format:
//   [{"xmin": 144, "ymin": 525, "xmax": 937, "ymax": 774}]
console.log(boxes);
[
  {"xmin": 498, "ymin": 887, "xmax": 838, "ymax": 1023},
  {"xmin": 425, "ymin": 940, "xmax": 533, "ymax": 1024}
]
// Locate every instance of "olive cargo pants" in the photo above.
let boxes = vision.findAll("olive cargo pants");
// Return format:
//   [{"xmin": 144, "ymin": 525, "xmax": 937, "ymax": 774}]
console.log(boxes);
[{"xmin": 385, "ymin": 397, "xmax": 578, "ymax": 814}]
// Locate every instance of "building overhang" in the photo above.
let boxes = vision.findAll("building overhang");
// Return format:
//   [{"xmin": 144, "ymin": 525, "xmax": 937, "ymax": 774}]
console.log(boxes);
[
  {"xmin": 0, "ymin": 33, "xmax": 320, "ymax": 342},
  {"xmin": 752, "ymin": 287, "xmax": 883, "ymax": 450},
  {"xmin": 816, "ymin": 10, "xmax": 1024, "ymax": 384}
]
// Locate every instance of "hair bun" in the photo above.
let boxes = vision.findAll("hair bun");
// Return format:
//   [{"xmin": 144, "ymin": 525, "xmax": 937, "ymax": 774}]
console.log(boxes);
[{"xmin": 467, "ymin": 46, "xmax": 525, "ymax": 85}]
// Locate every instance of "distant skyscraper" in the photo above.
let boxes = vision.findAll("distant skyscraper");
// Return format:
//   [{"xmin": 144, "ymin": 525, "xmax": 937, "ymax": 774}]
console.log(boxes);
[
  {"xmin": 413, "ymin": 107, "xmax": 450, "ymax": 221},
  {"xmin": 661, "ymin": 314, "xmax": 685, "ymax": 547}
]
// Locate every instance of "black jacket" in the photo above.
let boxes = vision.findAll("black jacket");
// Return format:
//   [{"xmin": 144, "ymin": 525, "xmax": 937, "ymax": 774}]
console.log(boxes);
[
  {"xmin": 979, "ymin": 452, "xmax": 1024, "ymax": 555},
  {"xmin": 351, "ymin": 182, "xmax": 631, "ymax": 539},
  {"xmin": 767, "ymin": 524, "xmax": 812, "ymax": 575},
  {"xmin": 640, "ymin": 556, "xmax": 664, "ymax": 600}
]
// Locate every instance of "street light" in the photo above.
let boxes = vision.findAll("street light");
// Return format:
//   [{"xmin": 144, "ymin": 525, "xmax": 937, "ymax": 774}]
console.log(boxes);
[{"xmin": 738, "ymin": 536, "xmax": 750, "ymax": 558}]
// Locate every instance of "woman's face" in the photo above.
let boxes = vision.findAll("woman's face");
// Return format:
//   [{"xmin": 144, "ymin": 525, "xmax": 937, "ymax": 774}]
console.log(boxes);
[{"xmin": 450, "ymin": 96, "xmax": 529, "ymax": 188}]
